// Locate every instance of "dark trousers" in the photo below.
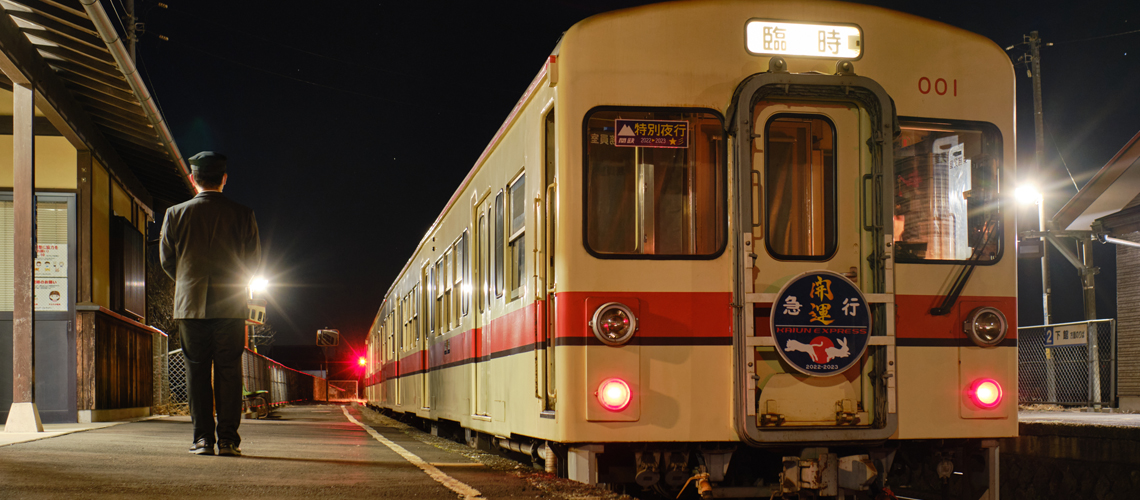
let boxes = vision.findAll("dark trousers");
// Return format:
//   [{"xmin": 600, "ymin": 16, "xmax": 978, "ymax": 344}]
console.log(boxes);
[{"xmin": 179, "ymin": 318, "xmax": 245, "ymax": 445}]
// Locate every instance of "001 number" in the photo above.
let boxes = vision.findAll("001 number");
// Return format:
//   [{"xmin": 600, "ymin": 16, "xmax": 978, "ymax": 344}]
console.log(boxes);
[{"xmin": 918, "ymin": 77, "xmax": 957, "ymax": 96}]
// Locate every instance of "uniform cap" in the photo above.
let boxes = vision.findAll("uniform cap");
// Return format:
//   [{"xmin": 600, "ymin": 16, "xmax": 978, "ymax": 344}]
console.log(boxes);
[{"xmin": 189, "ymin": 151, "xmax": 227, "ymax": 174}]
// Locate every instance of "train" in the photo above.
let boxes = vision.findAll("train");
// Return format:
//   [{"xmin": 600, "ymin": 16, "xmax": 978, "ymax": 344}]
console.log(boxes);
[{"xmin": 363, "ymin": 1, "xmax": 1017, "ymax": 498}]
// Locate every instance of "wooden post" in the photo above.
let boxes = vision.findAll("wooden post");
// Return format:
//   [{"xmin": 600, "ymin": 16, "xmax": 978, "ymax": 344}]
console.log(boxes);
[{"xmin": 6, "ymin": 81, "xmax": 42, "ymax": 432}]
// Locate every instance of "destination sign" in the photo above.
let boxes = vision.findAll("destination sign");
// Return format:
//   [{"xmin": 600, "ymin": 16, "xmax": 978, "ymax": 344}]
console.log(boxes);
[
  {"xmin": 745, "ymin": 20, "xmax": 863, "ymax": 60},
  {"xmin": 614, "ymin": 119, "xmax": 688, "ymax": 148}
]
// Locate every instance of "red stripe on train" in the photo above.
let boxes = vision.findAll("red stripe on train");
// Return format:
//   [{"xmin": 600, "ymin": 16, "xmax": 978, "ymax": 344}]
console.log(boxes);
[{"xmin": 895, "ymin": 294, "xmax": 1017, "ymax": 339}]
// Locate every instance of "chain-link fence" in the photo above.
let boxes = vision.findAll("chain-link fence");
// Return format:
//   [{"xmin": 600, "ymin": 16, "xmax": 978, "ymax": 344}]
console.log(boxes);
[
  {"xmin": 1018, "ymin": 319, "xmax": 1116, "ymax": 406},
  {"xmin": 169, "ymin": 348, "xmax": 189, "ymax": 404}
]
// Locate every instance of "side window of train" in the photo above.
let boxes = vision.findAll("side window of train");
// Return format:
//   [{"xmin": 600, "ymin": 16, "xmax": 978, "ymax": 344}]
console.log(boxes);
[
  {"xmin": 494, "ymin": 190, "xmax": 505, "ymax": 297},
  {"xmin": 765, "ymin": 115, "xmax": 837, "ymax": 260},
  {"xmin": 584, "ymin": 107, "xmax": 726, "ymax": 258},
  {"xmin": 893, "ymin": 118, "xmax": 1003, "ymax": 264},
  {"xmin": 508, "ymin": 173, "xmax": 526, "ymax": 300}
]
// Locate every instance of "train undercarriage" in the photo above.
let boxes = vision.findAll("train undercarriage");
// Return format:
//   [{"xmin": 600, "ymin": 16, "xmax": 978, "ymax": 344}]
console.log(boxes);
[{"xmin": 370, "ymin": 406, "xmax": 998, "ymax": 500}]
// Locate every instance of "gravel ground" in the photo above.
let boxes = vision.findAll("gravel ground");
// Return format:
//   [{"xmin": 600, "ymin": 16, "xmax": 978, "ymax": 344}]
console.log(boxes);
[{"xmin": 356, "ymin": 406, "xmax": 635, "ymax": 500}]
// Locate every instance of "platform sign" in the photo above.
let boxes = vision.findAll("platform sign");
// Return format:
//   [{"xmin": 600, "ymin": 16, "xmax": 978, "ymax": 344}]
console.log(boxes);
[
  {"xmin": 1044, "ymin": 324, "xmax": 1088, "ymax": 347},
  {"xmin": 771, "ymin": 270, "xmax": 871, "ymax": 377},
  {"xmin": 745, "ymin": 20, "xmax": 863, "ymax": 60},
  {"xmin": 614, "ymin": 119, "xmax": 688, "ymax": 148}
]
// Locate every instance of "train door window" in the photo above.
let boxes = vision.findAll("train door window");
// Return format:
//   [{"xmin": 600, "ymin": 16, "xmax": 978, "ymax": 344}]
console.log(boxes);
[
  {"xmin": 893, "ymin": 119, "xmax": 1003, "ymax": 263},
  {"xmin": 434, "ymin": 259, "xmax": 444, "ymax": 335},
  {"xmin": 478, "ymin": 213, "xmax": 488, "ymax": 311},
  {"xmin": 764, "ymin": 115, "xmax": 837, "ymax": 259},
  {"xmin": 584, "ymin": 108, "xmax": 726, "ymax": 257},
  {"xmin": 442, "ymin": 249, "xmax": 451, "ymax": 328},
  {"xmin": 508, "ymin": 173, "xmax": 526, "ymax": 300},
  {"xmin": 424, "ymin": 266, "xmax": 430, "ymax": 337},
  {"xmin": 448, "ymin": 247, "xmax": 458, "ymax": 327},
  {"xmin": 494, "ymin": 190, "xmax": 505, "ymax": 297},
  {"xmin": 423, "ymin": 266, "xmax": 431, "ymax": 339},
  {"xmin": 411, "ymin": 285, "xmax": 419, "ymax": 348},
  {"xmin": 457, "ymin": 230, "xmax": 469, "ymax": 317}
]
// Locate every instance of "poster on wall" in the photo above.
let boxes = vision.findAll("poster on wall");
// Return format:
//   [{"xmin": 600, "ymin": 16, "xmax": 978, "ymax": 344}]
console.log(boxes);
[
  {"xmin": 34, "ymin": 278, "xmax": 67, "ymax": 311},
  {"xmin": 36, "ymin": 244, "xmax": 67, "ymax": 278}
]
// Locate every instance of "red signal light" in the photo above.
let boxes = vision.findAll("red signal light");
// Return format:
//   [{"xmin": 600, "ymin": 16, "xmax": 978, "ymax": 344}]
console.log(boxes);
[
  {"xmin": 596, "ymin": 378, "xmax": 631, "ymax": 411},
  {"xmin": 969, "ymin": 378, "xmax": 1002, "ymax": 408},
  {"xmin": 358, "ymin": 356, "xmax": 367, "ymax": 367}
]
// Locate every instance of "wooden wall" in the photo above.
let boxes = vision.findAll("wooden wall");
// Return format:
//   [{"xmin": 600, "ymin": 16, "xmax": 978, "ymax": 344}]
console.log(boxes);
[{"xmin": 77, "ymin": 307, "xmax": 155, "ymax": 410}]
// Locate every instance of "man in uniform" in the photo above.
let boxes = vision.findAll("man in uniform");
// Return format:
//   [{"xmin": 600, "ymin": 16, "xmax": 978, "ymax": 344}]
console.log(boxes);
[{"xmin": 160, "ymin": 151, "xmax": 261, "ymax": 456}]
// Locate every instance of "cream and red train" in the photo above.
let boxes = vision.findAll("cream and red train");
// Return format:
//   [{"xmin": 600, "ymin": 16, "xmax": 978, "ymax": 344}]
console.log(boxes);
[{"xmin": 364, "ymin": 1, "xmax": 1016, "ymax": 498}]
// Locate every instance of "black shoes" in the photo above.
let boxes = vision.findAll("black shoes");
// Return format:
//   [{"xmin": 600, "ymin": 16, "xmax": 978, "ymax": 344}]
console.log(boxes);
[
  {"xmin": 188, "ymin": 439, "xmax": 214, "ymax": 455},
  {"xmin": 217, "ymin": 441, "xmax": 242, "ymax": 457}
]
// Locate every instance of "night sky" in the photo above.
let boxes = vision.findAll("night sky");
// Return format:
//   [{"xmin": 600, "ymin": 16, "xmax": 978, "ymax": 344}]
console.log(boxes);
[{"xmin": 130, "ymin": 1, "xmax": 1140, "ymax": 360}]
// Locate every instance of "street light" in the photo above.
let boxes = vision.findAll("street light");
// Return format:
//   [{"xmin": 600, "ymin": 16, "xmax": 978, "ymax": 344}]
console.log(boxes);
[
  {"xmin": 1015, "ymin": 184, "xmax": 1042, "ymax": 205},
  {"xmin": 249, "ymin": 277, "xmax": 269, "ymax": 295}
]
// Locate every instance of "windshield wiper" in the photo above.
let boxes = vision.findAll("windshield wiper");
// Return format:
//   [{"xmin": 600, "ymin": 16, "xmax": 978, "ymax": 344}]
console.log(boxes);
[{"xmin": 929, "ymin": 216, "xmax": 1001, "ymax": 316}]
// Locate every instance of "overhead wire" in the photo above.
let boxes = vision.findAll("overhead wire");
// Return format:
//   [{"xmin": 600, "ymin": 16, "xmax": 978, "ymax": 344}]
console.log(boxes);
[
  {"xmin": 1047, "ymin": 127, "xmax": 1081, "ymax": 193},
  {"xmin": 1052, "ymin": 28, "xmax": 1140, "ymax": 45}
]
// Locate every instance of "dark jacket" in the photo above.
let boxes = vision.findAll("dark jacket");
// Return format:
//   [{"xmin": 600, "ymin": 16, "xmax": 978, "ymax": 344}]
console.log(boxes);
[{"xmin": 160, "ymin": 191, "xmax": 261, "ymax": 319}]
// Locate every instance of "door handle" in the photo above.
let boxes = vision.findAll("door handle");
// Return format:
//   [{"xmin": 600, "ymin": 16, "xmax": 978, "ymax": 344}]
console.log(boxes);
[{"xmin": 842, "ymin": 266, "xmax": 858, "ymax": 281}]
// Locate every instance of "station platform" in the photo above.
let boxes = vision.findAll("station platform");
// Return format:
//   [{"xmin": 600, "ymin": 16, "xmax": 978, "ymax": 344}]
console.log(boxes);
[
  {"xmin": 1000, "ymin": 410, "xmax": 1140, "ymax": 499},
  {"xmin": 0, "ymin": 404, "xmax": 589, "ymax": 499}
]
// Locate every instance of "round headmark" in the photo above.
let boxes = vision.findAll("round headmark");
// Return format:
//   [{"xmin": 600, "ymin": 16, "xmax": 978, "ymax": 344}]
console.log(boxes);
[{"xmin": 771, "ymin": 270, "xmax": 872, "ymax": 377}]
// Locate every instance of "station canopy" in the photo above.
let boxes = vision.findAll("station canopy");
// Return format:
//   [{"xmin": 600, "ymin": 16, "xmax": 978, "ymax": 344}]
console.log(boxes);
[
  {"xmin": 1053, "ymin": 131, "xmax": 1140, "ymax": 233},
  {"xmin": 0, "ymin": 0, "xmax": 195, "ymax": 209}
]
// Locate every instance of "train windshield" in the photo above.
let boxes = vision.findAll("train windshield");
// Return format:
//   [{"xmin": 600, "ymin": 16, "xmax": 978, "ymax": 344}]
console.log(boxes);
[
  {"xmin": 584, "ymin": 108, "xmax": 726, "ymax": 257},
  {"xmin": 893, "ymin": 119, "xmax": 1003, "ymax": 263}
]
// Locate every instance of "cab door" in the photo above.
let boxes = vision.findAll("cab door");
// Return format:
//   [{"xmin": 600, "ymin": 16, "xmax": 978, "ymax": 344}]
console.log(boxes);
[{"xmin": 733, "ymin": 73, "xmax": 897, "ymax": 444}]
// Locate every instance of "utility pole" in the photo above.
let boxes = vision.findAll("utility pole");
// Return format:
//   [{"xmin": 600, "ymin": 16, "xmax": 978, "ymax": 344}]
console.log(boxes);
[
  {"xmin": 1028, "ymin": 31, "xmax": 1052, "ymax": 326},
  {"xmin": 1013, "ymin": 31, "xmax": 1055, "ymax": 325},
  {"xmin": 124, "ymin": 0, "xmax": 137, "ymax": 62}
]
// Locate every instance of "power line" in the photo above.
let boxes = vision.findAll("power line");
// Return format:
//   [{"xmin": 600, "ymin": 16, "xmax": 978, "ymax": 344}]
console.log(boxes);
[
  {"xmin": 1053, "ymin": 28, "xmax": 1140, "ymax": 45},
  {"xmin": 1046, "ymin": 126, "xmax": 1081, "ymax": 193}
]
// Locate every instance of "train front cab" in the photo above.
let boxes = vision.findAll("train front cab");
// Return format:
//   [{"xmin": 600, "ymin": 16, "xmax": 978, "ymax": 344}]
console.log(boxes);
[
  {"xmin": 557, "ymin": 4, "xmax": 1017, "ymax": 500},
  {"xmin": 729, "ymin": 67, "xmax": 1012, "ymax": 500}
]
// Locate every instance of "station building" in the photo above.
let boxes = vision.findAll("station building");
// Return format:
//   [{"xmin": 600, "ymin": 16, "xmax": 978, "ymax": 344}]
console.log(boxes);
[{"xmin": 0, "ymin": 0, "xmax": 193, "ymax": 424}]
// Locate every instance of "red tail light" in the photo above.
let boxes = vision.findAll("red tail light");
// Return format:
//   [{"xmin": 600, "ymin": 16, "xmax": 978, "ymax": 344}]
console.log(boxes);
[
  {"xmin": 969, "ymin": 378, "xmax": 1002, "ymax": 409},
  {"xmin": 597, "ymin": 378, "xmax": 631, "ymax": 411}
]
